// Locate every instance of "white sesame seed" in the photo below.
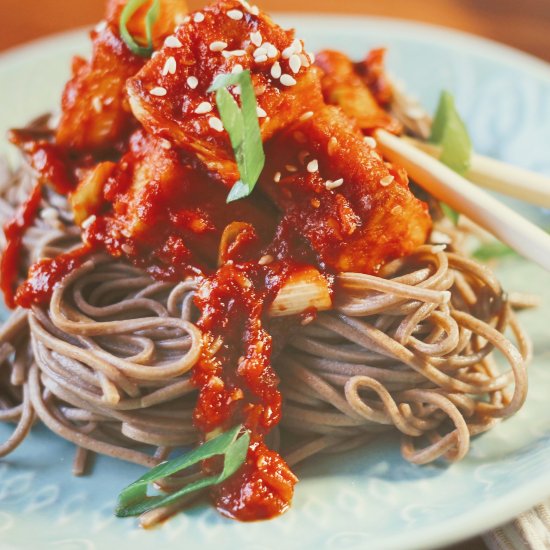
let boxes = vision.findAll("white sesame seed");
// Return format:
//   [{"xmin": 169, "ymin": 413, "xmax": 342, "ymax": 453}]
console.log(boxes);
[
  {"xmin": 299, "ymin": 111, "xmax": 314, "ymax": 121},
  {"xmin": 325, "ymin": 178, "xmax": 344, "ymax": 190},
  {"xmin": 183, "ymin": 15, "xmax": 191, "ymax": 24},
  {"xmin": 162, "ymin": 56, "xmax": 177, "ymax": 76},
  {"xmin": 193, "ymin": 12, "xmax": 205, "ymax": 23},
  {"xmin": 307, "ymin": 159, "xmax": 319, "ymax": 173},
  {"xmin": 285, "ymin": 164, "xmax": 298, "ymax": 173},
  {"xmin": 299, "ymin": 53, "xmax": 310, "ymax": 67},
  {"xmin": 289, "ymin": 54, "xmax": 302, "ymax": 74},
  {"xmin": 165, "ymin": 35, "xmax": 183, "ymax": 48},
  {"xmin": 187, "ymin": 76, "xmax": 199, "ymax": 89},
  {"xmin": 250, "ymin": 31, "xmax": 263, "ymax": 47},
  {"xmin": 292, "ymin": 39, "xmax": 303, "ymax": 54},
  {"xmin": 227, "ymin": 9, "xmax": 244, "ymax": 20},
  {"xmin": 160, "ymin": 139, "xmax": 172, "ymax": 150},
  {"xmin": 255, "ymin": 54, "xmax": 268, "ymax": 63},
  {"xmin": 82, "ymin": 214, "xmax": 96, "ymax": 229},
  {"xmin": 239, "ymin": 0, "xmax": 260, "ymax": 16},
  {"xmin": 150, "ymin": 86, "xmax": 167, "ymax": 97},
  {"xmin": 364, "ymin": 136, "xmax": 377, "ymax": 148},
  {"xmin": 253, "ymin": 46, "xmax": 268, "ymax": 57},
  {"xmin": 210, "ymin": 41, "xmax": 228, "ymax": 52},
  {"xmin": 233, "ymin": 85, "xmax": 241, "ymax": 95},
  {"xmin": 274, "ymin": 171, "xmax": 282, "ymax": 183},
  {"xmin": 121, "ymin": 244, "xmax": 133, "ymax": 255},
  {"xmin": 270, "ymin": 61, "xmax": 282, "ymax": 79},
  {"xmin": 94, "ymin": 20, "xmax": 107, "ymax": 33},
  {"xmin": 282, "ymin": 45, "xmax": 294, "ymax": 59},
  {"xmin": 256, "ymin": 106, "xmax": 267, "ymax": 118},
  {"xmin": 92, "ymin": 96, "xmax": 103, "ymax": 113},
  {"xmin": 195, "ymin": 101, "xmax": 213, "ymax": 114},
  {"xmin": 380, "ymin": 175, "xmax": 395, "ymax": 187},
  {"xmin": 223, "ymin": 49, "xmax": 247, "ymax": 58},
  {"xmin": 431, "ymin": 244, "xmax": 448, "ymax": 254},
  {"xmin": 258, "ymin": 254, "xmax": 274, "ymax": 266},
  {"xmin": 307, "ymin": 51, "xmax": 315, "ymax": 64},
  {"xmin": 232, "ymin": 64, "xmax": 244, "ymax": 74},
  {"xmin": 209, "ymin": 116, "xmax": 224, "ymax": 132},
  {"xmin": 280, "ymin": 74, "xmax": 297, "ymax": 86},
  {"xmin": 265, "ymin": 43, "xmax": 278, "ymax": 58},
  {"xmin": 151, "ymin": 51, "xmax": 161, "ymax": 59}
]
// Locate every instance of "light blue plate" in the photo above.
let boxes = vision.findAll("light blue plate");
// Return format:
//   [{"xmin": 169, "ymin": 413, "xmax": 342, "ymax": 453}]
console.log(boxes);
[{"xmin": 1, "ymin": 15, "xmax": 550, "ymax": 550}]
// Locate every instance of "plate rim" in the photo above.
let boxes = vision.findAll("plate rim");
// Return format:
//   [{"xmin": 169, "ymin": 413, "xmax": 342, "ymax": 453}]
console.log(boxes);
[{"xmin": 1, "ymin": 15, "xmax": 549, "ymax": 550}]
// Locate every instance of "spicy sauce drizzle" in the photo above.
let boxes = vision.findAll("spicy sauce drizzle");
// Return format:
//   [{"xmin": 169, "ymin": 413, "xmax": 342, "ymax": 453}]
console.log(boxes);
[
  {"xmin": 0, "ymin": 184, "xmax": 43, "ymax": 308},
  {"xmin": 193, "ymin": 261, "xmax": 299, "ymax": 520}
]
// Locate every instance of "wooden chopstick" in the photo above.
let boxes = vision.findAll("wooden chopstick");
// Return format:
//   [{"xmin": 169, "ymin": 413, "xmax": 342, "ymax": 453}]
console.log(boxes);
[
  {"xmin": 375, "ymin": 129, "xmax": 550, "ymax": 272},
  {"xmin": 402, "ymin": 136, "xmax": 550, "ymax": 209}
]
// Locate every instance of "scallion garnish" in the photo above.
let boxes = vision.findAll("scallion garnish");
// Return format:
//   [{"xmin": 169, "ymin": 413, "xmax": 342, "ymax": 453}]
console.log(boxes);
[
  {"xmin": 440, "ymin": 202, "xmax": 460, "ymax": 226},
  {"xmin": 430, "ymin": 91, "xmax": 473, "ymax": 225},
  {"xmin": 208, "ymin": 71, "xmax": 266, "ymax": 203},
  {"xmin": 429, "ymin": 90, "xmax": 472, "ymax": 175},
  {"xmin": 473, "ymin": 225, "xmax": 550, "ymax": 261},
  {"xmin": 115, "ymin": 425, "xmax": 250, "ymax": 517},
  {"xmin": 119, "ymin": 0, "xmax": 161, "ymax": 58},
  {"xmin": 472, "ymin": 241, "xmax": 516, "ymax": 261}
]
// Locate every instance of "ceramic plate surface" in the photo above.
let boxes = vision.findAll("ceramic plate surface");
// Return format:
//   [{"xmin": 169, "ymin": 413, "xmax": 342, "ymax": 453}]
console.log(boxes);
[{"xmin": 1, "ymin": 14, "xmax": 550, "ymax": 550}]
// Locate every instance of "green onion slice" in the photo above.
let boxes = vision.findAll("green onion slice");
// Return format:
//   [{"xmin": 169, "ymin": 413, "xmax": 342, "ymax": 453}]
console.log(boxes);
[
  {"xmin": 208, "ymin": 71, "xmax": 266, "ymax": 203},
  {"xmin": 119, "ymin": 0, "xmax": 161, "ymax": 58},
  {"xmin": 473, "ymin": 241, "xmax": 516, "ymax": 261},
  {"xmin": 440, "ymin": 202, "xmax": 460, "ymax": 226},
  {"xmin": 115, "ymin": 425, "xmax": 250, "ymax": 517},
  {"xmin": 429, "ymin": 90, "xmax": 473, "ymax": 175},
  {"xmin": 430, "ymin": 91, "xmax": 473, "ymax": 224}
]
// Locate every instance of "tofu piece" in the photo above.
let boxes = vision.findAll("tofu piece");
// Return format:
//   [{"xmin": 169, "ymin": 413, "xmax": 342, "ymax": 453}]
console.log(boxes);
[
  {"xmin": 127, "ymin": 0, "xmax": 325, "ymax": 187},
  {"xmin": 261, "ymin": 106, "xmax": 431, "ymax": 273}
]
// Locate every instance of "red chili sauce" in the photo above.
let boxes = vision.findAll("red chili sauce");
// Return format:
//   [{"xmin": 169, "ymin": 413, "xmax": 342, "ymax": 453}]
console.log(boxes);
[
  {"xmin": 0, "ymin": 184, "xmax": 43, "ymax": 308},
  {"xmin": 14, "ymin": 246, "xmax": 91, "ymax": 309},
  {"xmin": 193, "ymin": 260, "xmax": 305, "ymax": 520}
]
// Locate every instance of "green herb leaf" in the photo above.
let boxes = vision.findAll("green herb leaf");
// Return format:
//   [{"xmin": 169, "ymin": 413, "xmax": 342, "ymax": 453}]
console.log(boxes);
[
  {"xmin": 429, "ymin": 90, "xmax": 472, "ymax": 175},
  {"xmin": 473, "ymin": 241, "xmax": 517, "ymax": 261},
  {"xmin": 119, "ymin": 0, "xmax": 161, "ymax": 58},
  {"xmin": 440, "ymin": 202, "xmax": 460, "ymax": 225},
  {"xmin": 115, "ymin": 425, "xmax": 250, "ymax": 517},
  {"xmin": 208, "ymin": 71, "xmax": 266, "ymax": 203}
]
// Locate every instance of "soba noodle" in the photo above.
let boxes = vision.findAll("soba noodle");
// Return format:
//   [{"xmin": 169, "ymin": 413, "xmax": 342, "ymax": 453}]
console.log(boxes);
[{"xmin": 0, "ymin": 154, "xmax": 531, "ymax": 483}]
